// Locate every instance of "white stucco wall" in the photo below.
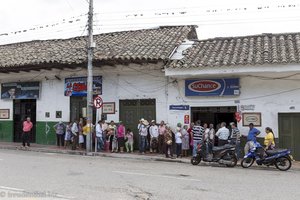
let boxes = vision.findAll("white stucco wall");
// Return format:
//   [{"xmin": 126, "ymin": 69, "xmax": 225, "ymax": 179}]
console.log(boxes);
[
  {"xmin": 1, "ymin": 63, "xmax": 300, "ymax": 139},
  {"xmin": 165, "ymin": 70, "xmax": 300, "ymax": 138}
]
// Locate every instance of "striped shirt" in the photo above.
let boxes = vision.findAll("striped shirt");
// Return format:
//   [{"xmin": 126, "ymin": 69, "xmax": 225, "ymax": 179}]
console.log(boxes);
[
  {"xmin": 231, "ymin": 127, "xmax": 241, "ymax": 143},
  {"xmin": 192, "ymin": 125, "xmax": 204, "ymax": 142}
]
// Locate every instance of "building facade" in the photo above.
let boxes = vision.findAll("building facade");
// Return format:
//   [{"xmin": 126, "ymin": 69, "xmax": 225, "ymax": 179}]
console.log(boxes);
[{"xmin": 0, "ymin": 27, "xmax": 299, "ymax": 160}]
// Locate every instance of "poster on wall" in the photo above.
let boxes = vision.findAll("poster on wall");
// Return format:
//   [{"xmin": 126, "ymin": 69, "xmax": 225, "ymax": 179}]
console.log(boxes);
[
  {"xmin": 185, "ymin": 78, "xmax": 240, "ymax": 96},
  {"xmin": 0, "ymin": 109, "xmax": 9, "ymax": 119},
  {"xmin": 102, "ymin": 102, "xmax": 115, "ymax": 114},
  {"xmin": 64, "ymin": 76, "xmax": 102, "ymax": 96},
  {"xmin": 242, "ymin": 112, "xmax": 262, "ymax": 127},
  {"xmin": 1, "ymin": 82, "xmax": 40, "ymax": 99}
]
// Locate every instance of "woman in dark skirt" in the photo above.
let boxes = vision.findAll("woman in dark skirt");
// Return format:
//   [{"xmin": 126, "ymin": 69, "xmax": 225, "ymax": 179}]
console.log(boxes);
[{"xmin": 117, "ymin": 121, "xmax": 126, "ymax": 153}]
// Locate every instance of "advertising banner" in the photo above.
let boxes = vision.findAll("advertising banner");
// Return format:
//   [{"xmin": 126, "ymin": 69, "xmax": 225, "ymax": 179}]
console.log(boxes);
[
  {"xmin": 64, "ymin": 76, "xmax": 102, "ymax": 96},
  {"xmin": 1, "ymin": 82, "xmax": 40, "ymax": 99},
  {"xmin": 185, "ymin": 78, "xmax": 240, "ymax": 96}
]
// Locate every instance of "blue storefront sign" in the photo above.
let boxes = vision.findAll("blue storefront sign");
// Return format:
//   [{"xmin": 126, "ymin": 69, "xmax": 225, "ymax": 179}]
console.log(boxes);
[
  {"xmin": 169, "ymin": 105, "xmax": 190, "ymax": 110},
  {"xmin": 64, "ymin": 76, "xmax": 102, "ymax": 96},
  {"xmin": 185, "ymin": 78, "xmax": 240, "ymax": 96}
]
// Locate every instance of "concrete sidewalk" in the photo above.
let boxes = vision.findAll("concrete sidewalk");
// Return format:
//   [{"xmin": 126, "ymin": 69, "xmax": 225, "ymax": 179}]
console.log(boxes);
[{"xmin": 1, "ymin": 142, "xmax": 299, "ymax": 170}]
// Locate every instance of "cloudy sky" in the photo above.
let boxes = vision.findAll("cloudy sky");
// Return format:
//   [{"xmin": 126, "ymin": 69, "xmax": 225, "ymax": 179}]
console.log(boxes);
[{"xmin": 0, "ymin": 0, "xmax": 300, "ymax": 44}]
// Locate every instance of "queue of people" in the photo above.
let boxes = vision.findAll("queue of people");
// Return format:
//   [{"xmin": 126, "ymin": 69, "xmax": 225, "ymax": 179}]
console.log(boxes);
[{"xmin": 50, "ymin": 117, "xmax": 276, "ymax": 160}]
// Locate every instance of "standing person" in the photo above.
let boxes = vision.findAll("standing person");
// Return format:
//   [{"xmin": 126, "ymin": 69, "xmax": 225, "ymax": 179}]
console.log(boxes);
[
  {"xmin": 101, "ymin": 120, "xmax": 108, "ymax": 148},
  {"xmin": 96, "ymin": 120, "xmax": 104, "ymax": 152},
  {"xmin": 125, "ymin": 128, "xmax": 134, "ymax": 153},
  {"xmin": 181, "ymin": 125, "xmax": 189, "ymax": 157},
  {"xmin": 117, "ymin": 122, "xmax": 126, "ymax": 153},
  {"xmin": 164, "ymin": 125, "xmax": 174, "ymax": 158},
  {"xmin": 71, "ymin": 120, "xmax": 79, "ymax": 150},
  {"xmin": 188, "ymin": 122, "xmax": 194, "ymax": 155},
  {"xmin": 192, "ymin": 120, "xmax": 204, "ymax": 158},
  {"xmin": 264, "ymin": 127, "xmax": 275, "ymax": 150},
  {"xmin": 230, "ymin": 122, "xmax": 241, "ymax": 159},
  {"xmin": 149, "ymin": 120, "xmax": 159, "ymax": 153},
  {"xmin": 203, "ymin": 123, "xmax": 211, "ymax": 159},
  {"xmin": 22, "ymin": 117, "xmax": 33, "ymax": 149},
  {"xmin": 215, "ymin": 122, "xmax": 230, "ymax": 146},
  {"xmin": 53, "ymin": 121, "xmax": 65, "ymax": 148},
  {"xmin": 158, "ymin": 121, "xmax": 166, "ymax": 154},
  {"xmin": 108, "ymin": 121, "xmax": 117, "ymax": 152},
  {"xmin": 64, "ymin": 122, "xmax": 72, "ymax": 149},
  {"xmin": 138, "ymin": 119, "xmax": 148, "ymax": 154},
  {"xmin": 244, "ymin": 123, "xmax": 261, "ymax": 154},
  {"xmin": 175, "ymin": 126, "xmax": 182, "ymax": 158}
]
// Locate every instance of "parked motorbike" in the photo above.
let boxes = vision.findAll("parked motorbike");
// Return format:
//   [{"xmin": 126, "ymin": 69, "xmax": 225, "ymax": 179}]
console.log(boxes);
[
  {"xmin": 241, "ymin": 141, "xmax": 292, "ymax": 171},
  {"xmin": 191, "ymin": 143, "xmax": 237, "ymax": 167}
]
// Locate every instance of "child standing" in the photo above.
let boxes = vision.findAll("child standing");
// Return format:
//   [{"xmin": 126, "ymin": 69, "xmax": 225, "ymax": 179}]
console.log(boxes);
[
  {"xmin": 175, "ymin": 127, "xmax": 182, "ymax": 158},
  {"xmin": 125, "ymin": 128, "xmax": 134, "ymax": 153}
]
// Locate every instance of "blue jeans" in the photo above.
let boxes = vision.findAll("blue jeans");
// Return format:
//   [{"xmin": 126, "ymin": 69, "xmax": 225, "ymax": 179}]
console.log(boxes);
[
  {"xmin": 139, "ymin": 135, "xmax": 147, "ymax": 153},
  {"xmin": 193, "ymin": 140, "xmax": 202, "ymax": 157},
  {"xmin": 97, "ymin": 137, "xmax": 104, "ymax": 151}
]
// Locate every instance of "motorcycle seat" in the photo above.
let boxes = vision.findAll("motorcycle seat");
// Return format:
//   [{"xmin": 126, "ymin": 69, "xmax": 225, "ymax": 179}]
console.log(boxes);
[
  {"xmin": 212, "ymin": 144, "xmax": 235, "ymax": 152},
  {"xmin": 266, "ymin": 149, "xmax": 288, "ymax": 156}
]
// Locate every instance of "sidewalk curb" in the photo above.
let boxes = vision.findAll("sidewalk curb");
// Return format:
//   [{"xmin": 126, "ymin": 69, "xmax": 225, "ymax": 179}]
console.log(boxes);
[{"xmin": 0, "ymin": 145, "xmax": 189, "ymax": 164}]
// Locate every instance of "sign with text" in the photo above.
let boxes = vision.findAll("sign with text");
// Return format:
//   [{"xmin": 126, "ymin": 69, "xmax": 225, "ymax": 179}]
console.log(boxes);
[
  {"xmin": 102, "ymin": 102, "xmax": 115, "ymax": 114},
  {"xmin": 185, "ymin": 78, "xmax": 240, "ymax": 96},
  {"xmin": 169, "ymin": 105, "xmax": 190, "ymax": 110},
  {"xmin": 64, "ymin": 76, "xmax": 102, "ymax": 96},
  {"xmin": 1, "ymin": 82, "xmax": 40, "ymax": 99}
]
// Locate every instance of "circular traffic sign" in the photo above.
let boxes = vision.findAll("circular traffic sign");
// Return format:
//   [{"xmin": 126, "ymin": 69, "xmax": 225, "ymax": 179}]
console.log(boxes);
[{"xmin": 93, "ymin": 95, "xmax": 103, "ymax": 109}]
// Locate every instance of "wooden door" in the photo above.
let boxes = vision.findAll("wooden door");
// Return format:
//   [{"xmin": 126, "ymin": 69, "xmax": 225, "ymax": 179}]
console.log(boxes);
[
  {"xmin": 278, "ymin": 113, "xmax": 300, "ymax": 160},
  {"xmin": 119, "ymin": 99, "xmax": 156, "ymax": 149}
]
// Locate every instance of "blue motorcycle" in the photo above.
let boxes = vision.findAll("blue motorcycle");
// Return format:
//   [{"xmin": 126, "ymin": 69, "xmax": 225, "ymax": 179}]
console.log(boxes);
[{"xmin": 241, "ymin": 142, "xmax": 292, "ymax": 171}]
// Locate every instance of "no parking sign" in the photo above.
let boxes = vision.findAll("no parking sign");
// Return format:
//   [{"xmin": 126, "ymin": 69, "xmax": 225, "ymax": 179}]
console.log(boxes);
[{"xmin": 93, "ymin": 95, "xmax": 103, "ymax": 109}]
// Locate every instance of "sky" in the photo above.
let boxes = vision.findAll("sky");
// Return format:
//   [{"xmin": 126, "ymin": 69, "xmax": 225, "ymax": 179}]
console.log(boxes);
[{"xmin": 0, "ymin": 0, "xmax": 300, "ymax": 45}]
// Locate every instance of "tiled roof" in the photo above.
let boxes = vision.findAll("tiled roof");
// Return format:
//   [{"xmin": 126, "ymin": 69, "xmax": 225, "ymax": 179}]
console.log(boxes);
[
  {"xmin": 168, "ymin": 32, "xmax": 300, "ymax": 69},
  {"xmin": 0, "ymin": 26, "xmax": 197, "ymax": 72}
]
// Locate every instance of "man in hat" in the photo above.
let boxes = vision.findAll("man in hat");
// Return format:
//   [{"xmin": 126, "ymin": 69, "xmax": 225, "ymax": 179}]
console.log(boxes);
[
  {"xmin": 149, "ymin": 120, "xmax": 159, "ymax": 153},
  {"xmin": 138, "ymin": 119, "xmax": 149, "ymax": 154}
]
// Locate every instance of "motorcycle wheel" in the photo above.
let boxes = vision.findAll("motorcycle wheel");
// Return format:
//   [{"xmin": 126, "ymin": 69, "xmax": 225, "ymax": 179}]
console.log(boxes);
[
  {"xmin": 241, "ymin": 157, "xmax": 255, "ymax": 168},
  {"xmin": 226, "ymin": 154, "xmax": 238, "ymax": 167},
  {"xmin": 191, "ymin": 156, "xmax": 201, "ymax": 165},
  {"xmin": 275, "ymin": 156, "xmax": 292, "ymax": 171}
]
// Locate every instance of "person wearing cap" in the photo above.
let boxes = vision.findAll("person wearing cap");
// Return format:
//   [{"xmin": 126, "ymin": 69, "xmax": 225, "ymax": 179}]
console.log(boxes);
[
  {"xmin": 108, "ymin": 120, "xmax": 118, "ymax": 152},
  {"xmin": 138, "ymin": 119, "xmax": 149, "ymax": 154},
  {"xmin": 53, "ymin": 121, "xmax": 65, "ymax": 148},
  {"xmin": 230, "ymin": 122, "xmax": 241, "ymax": 159},
  {"xmin": 244, "ymin": 123, "xmax": 261, "ymax": 155},
  {"xmin": 149, "ymin": 120, "xmax": 159, "ymax": 153}
]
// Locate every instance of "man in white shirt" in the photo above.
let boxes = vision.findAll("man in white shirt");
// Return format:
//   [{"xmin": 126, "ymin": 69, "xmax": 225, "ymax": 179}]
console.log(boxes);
[
  {"xmin": 149, "ymin": 120, "xmax": 159, "ymax": 153},
  {"xmin": 215, "ymin": 122, "xmax": 230, "ymax": 146},
  {"xmin": 138, "ymin": 119, "xmax": 148, "ymax": 154},
  {"xmin": 96, "ymin": 120, "xmax": 104, "ymax": 151},
  {"xmin": 71, "ymin": 120, "xmax": 79, "ymax": 150}
]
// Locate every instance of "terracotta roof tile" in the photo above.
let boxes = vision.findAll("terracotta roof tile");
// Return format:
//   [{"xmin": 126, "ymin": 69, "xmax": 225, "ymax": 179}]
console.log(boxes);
[
  {"xmin": 168, "ymin": 32, "xmax": 300, "ymax": 69},
  {"xmin": 0, "ymin": 26, "xmax": 196, "ymax": 71}
]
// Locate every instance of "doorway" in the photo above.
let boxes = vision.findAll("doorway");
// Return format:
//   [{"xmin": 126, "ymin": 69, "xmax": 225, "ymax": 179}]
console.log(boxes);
[
  {"xmin": 70, "ymin": 96, "xmax": 96, "ymax": 122},
  {"xmin": 13, "ymin": 99, "xmax": 36, "ymax": 143},
  {"xmin": 119, "ymin": 99, "xmax": 156, "ymax": 149},
  {"xmin": 191, "ymin": 106, "xmax": 237, "ymax": 127},
  {"xmin": 278, "ymin": 113, "xmax": 300, "ymax": 160}
]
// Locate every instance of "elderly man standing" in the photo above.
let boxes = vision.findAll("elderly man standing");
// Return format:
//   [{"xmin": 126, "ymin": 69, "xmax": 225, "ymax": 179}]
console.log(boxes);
[
  {"xmin": 192, "ymin": 120, "xmax": 204, "ymax": 157},
  {"xmin": 215, "ymin": 122, "xmax": 230, "ymax": 146},
  {"xmin": 149, "ymin": 120, "xmax": 159, "ymax": 153},
  {"xmin": 138, "ymin": 119, "xmax": 149, "ymax": 154}
]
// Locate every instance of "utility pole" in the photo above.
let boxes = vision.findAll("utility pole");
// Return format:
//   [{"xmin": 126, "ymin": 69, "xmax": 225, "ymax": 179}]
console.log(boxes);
[{"xmin": 86, "ymin": 0, "xmax": 94, "ymax": 153}]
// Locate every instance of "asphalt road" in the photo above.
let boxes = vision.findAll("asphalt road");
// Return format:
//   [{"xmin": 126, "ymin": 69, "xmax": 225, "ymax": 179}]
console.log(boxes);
[{"xmin": 0, "ymin": 150, "xmax": 299, "ymax": 200}]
